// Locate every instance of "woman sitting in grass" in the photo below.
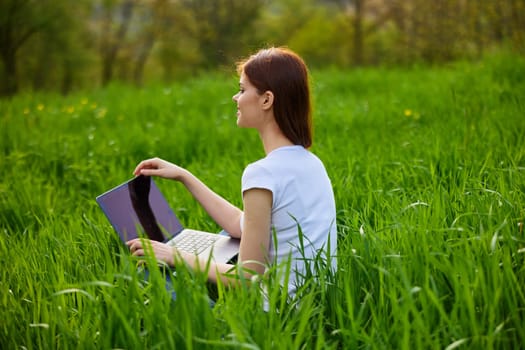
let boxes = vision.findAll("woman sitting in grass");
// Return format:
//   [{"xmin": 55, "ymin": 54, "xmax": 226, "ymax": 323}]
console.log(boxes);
[{"xmin": 127, "ymin": 47, "xmax": 337, "ymax": 302}]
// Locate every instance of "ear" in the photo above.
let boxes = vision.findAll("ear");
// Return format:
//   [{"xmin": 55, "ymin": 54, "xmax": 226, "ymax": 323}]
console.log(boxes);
[{"xmin": 260, "ymin": 91, "xmax": 274, "ymax": 111}]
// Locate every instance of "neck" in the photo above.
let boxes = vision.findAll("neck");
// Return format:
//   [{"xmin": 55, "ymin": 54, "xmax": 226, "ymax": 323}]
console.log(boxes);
[{"xmin": 259, "ymin": 123, "xmax": 294, "ymax": 155}]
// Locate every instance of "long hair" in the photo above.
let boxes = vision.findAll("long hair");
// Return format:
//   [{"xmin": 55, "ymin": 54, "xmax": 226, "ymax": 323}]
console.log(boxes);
[{"xmin": 237, "ymin": 47, "xmax": 313, "ymax": 148}]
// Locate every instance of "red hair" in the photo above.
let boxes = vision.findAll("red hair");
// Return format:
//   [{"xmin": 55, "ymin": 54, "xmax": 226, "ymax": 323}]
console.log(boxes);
[{"xmin": 237, "ymin": 47, "xmax": 313, "ymax": 148}]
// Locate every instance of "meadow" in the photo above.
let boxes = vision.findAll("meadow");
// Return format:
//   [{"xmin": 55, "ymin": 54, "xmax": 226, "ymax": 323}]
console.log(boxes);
[{"xmin": 1, "ymin": 52, "xmax": 524, "ymax": 349}]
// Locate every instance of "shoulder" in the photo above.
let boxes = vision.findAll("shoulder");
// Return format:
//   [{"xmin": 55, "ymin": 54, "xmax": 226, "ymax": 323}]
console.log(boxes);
[
  {"xmin": 241, "ymin": 157, "xmax": 277, "ymax": 194},
  {"xmin": 241, "ymin": 147, "xmax": 299, "ymax": 195},
  {"xmin": 242, "ymin": 158, "xmax": 271, "ymax": 179}
]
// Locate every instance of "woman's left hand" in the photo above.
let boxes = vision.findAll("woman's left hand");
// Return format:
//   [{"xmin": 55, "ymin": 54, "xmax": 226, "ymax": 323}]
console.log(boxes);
[{"xmin": 126, "ymin": 238, "xmax": 177, "ymax": 266}]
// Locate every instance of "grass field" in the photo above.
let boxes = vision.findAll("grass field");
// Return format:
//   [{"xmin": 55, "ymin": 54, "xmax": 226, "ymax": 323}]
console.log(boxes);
[{"xmin": 1, "ymin": 52, "xmax": 524, "ymax": 349}]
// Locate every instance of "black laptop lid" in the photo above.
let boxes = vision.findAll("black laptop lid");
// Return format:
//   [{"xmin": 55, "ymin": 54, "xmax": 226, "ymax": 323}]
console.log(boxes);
[{"xmin": 96, "ymin": 175, "xmax": 183, "ymax": 242}]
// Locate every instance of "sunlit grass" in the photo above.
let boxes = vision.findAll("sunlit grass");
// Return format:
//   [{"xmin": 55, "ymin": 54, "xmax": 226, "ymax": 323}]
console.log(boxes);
[{"xmin": 1, "ymin": 52, "xmax": 524, "ymax": 348}]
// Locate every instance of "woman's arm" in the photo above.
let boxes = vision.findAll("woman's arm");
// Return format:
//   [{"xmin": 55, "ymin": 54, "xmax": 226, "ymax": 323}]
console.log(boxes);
[
  {"xmin": 236, "ymin": 188, "xmax": 272, "ymax": 275},
  {"xmin": 127, "ymin": 188, "xmax": 273, "ymax": 285},
  {"xmin": 183, "ymin": 188, "xmax": 272, "ymax": 284},
  {"xmin": 134, "ymin": 157, "xmax": 243, "ymax": 237}
]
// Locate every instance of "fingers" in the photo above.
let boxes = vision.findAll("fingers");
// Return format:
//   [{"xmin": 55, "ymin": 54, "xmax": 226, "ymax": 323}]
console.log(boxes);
[
  {"xmin": 136, "ymin": 168, "xmax": 159, "ymax": 177},
  {"xmin": 133, "ymin": 158, "xmax": 163, "ymax": 176},
  {"xmin": 126, "ymin": 238, "xmax": 147, "ymax": 256},
  {"xmin": 126, "ymin": 239, "xmax": 175, "ymax": 266},
  {"xmin": 133, "ymin": 157, "xmax": 183, "ymax": 180},
  {"xmin": 133, "ymin": 160, "xmax": 147, "ymax": 176},
  {"xmin": 133, "ymin": 158, "xmax": 159, "ymax": 176}
]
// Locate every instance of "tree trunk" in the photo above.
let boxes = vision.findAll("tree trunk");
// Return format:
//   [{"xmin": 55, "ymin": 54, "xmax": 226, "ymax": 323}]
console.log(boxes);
[
  {"xmin": 1, "ymin": 50, "xmax": 18, "ymax": 97},
  {"xmin": 32, "ymin": 44, "xmax": 48, "ymax": 91},
  {"xmin": 61, "ymin": 58, "xmax": 73, "ymax": 95},
  {"xmin": 101, "ymin": 0, "xmax": 135, "ymax": 86},
  {"xmin": 353, "ymin": 0, "xmax": 364, "ymax": 66},
  {"xmin": 133, "ymin": 33, "xmax": 155, "ymax": 86}
]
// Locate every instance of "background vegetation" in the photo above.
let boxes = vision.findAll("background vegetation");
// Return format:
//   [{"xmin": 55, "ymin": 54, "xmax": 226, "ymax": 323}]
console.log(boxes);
[
  {"xmin": 1, "ymin": 51, "xmax": 524, "ymax": 348},
  {"xmin": 1, "ymin": 0, "xmax": 524, "ymax": 348},
  {"xmin": 1, "ymin": 0, "xmax": 524, "ymax": 96}
]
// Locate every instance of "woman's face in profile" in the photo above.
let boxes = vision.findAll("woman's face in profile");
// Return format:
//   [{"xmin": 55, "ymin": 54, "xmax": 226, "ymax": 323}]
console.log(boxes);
[{"xmin": 232, "ymin": 73, "xmax": 264, "ymax": 128}]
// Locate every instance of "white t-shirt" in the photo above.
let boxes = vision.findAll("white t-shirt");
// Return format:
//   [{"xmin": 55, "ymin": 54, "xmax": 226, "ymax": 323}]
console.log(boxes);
[{"xmin": 241, "ymin": 145, "xmax": 337, "ymax": 298}]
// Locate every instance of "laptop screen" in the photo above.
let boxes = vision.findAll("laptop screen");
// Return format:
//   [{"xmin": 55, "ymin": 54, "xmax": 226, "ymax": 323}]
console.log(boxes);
[{"xmin": 96, "ymin": 175, "xmax": 183, "ymax": 242}]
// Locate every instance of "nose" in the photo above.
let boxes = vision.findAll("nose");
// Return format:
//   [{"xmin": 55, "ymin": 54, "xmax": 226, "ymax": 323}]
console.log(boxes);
[{"xmin": 232, "ymin": 92, "xmax": 239, "ymax": 102}]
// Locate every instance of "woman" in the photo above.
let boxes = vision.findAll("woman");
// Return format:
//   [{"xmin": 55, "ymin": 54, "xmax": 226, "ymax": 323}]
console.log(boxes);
[{"xmin": 127, "ymin": 47, "xmax": 337, "ymax": 299}]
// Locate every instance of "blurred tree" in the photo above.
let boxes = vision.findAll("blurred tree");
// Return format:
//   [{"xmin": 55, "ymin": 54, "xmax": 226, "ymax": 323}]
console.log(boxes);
[
  {"xmin": 286, "ymin": 9, "xmax": 352, "ymax": 67},
  {"xmin": 91, "ymin": 0, "xmax": 264, "ymax": 84},
  {"xmin": 154, "ymin": 1, "xmax": 199, "ymax": 81},
  {"xmin": 137, "ymin": 1, "xmax": 200, "ymax": 81},
  {"xmin": 320, "ymin": 0, "xmax": 365, "ymax": 65},
  {"xmin": 0, "ymin": 0, "xmax": 60, "ymax": 96},
  {"xmin": 180, "ymin": 0, "xmax": 264, "ymax": 68},
  {"xmin": 22, "ymin": 1, "xmax": 91, "ymax": 94},
  {"xmin": 320, "ymin": 0, "xmax": 395, "ymax": 65},
  {"xmin": 0, "ymin": 0, "xmax": 88, "ymax": 96},
  {"xmin": 95, "ymin": 0, "xmax": 136, "ymax": 86},
  {"xmin": 256, "ymin": 0, "xmax": 319, "ymax": 47},
  {"xmin": 1, "ymin": 0, "xmax": 524, "ymax": 96},
  {"xmin": 352, "ymin": 0, "xmax": 364, "ymax": 65},
  {"xmin": 255, "ymin": 0, "xmax": 355, "ymax": 66},
  {"xmin": 131, "ymin": 0, "xmax": 172, "ymax": 86},
  {"xmin": 488, "ymin": 0, "xmax": 525, "ymax": 52}
]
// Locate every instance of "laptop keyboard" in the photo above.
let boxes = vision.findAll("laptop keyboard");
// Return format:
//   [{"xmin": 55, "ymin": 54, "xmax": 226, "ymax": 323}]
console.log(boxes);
[{"xmin": 169, "ymin": 231, "xmax": 219, "ymax": 254}]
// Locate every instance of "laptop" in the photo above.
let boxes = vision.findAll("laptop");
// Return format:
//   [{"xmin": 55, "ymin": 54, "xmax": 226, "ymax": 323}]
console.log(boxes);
[{"xmin": 96, "ymin": 175, "xmax": 239, "ymax": 264}]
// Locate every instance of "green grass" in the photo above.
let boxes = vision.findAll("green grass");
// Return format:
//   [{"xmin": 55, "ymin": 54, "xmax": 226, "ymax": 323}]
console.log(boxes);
[{"xmin": 1, "ymin": 52, "xmax": 524, "ymax": 349}]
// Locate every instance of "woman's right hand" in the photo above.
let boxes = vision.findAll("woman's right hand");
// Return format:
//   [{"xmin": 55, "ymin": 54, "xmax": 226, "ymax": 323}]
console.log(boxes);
[
  {"xmin": 135, "ymin": 157, "xmax": 243, "ymax": 238},
  {"xmin": 133, "ymin": 157, "xmax": 188, "ymax": 181}
]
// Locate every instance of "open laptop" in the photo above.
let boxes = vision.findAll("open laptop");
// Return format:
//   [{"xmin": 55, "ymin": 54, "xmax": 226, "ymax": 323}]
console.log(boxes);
[{"xmin": 96, "ymin": 175, "xmax": 239, "ymax": 264}]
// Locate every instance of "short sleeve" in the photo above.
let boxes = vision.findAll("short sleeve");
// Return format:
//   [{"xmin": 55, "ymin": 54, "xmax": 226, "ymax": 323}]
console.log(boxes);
[{"xmin": 241, "ymin": 163, "xmax": 276, "ymax": 195}]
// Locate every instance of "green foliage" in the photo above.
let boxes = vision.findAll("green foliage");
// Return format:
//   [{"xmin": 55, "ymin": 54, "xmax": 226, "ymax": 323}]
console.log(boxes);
[
  {"xmin": 287, "ymin": 10, "xmax": 353, "ymax": 68},
  {"xmin": 2, "ymin": 0, "xmax": 525, "ymax": 95},
  {"xmin": 1, "ymin": 54, "xmax": 524, "ymax": 348},
  {"xmin": 0, "ymin": 0, "xmax": 92, "ymax": 95}
]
